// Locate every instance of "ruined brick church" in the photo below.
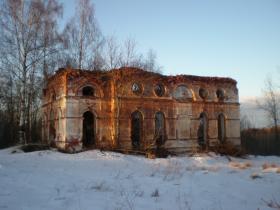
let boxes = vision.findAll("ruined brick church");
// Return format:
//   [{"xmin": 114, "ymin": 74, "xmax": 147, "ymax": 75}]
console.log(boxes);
[{"xmin": 42, "ymin": 67, "xmax": 240, "ymax": 153}]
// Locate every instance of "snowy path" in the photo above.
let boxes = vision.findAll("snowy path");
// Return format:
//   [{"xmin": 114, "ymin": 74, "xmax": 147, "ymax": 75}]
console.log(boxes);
[{"xmin": 0, "ymin": 148, "xmax": 279, "ymax": 210}]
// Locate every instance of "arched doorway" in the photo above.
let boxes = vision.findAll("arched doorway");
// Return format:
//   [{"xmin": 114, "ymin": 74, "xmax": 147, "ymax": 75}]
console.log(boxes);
[
  {"xmin": 197, "ymin": 113, "xmax": 208, "ymax": 147},
  {"xmin": 155, "ymin": 112, "xmax": 165, "ymax": 148},
  {"xmin": 131, "ymin": 111, "xmax": 143, "ymax": 149},
  {"xmin": 218, "ymin": 114, "xmax": 226, "ymax": 143},
  {"xmin": 82, "ymin": 111, "xmax": 95, "ymax": 148}
]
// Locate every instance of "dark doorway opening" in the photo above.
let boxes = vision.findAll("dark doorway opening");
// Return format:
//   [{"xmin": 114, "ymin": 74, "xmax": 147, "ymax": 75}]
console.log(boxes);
[
  {"xmin": 82, "ymin": 111, "xmax": 95, "ymax": 148},
  {"xmin": 218, "ymin": 114, "xmax": 226, "ymax": 143},
  {"xmin": 131, "ymin": 111, "xmax": 143, "ymax": 149},
  {"xmin": 197, "ymin": 113, "xmax": 208, "ymax": 148},
  {"xmin": 155, "ymin": 112, "xmax": 165, "ymax": 148}
]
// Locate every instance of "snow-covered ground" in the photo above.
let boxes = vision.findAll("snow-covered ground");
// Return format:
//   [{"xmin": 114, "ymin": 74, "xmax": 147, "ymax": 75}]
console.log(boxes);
[{"xmin": 0, "ymin": 148, "xmax": 279, "ymax": 210}]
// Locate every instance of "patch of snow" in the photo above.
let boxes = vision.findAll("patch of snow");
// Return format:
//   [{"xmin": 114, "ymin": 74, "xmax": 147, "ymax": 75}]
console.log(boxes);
[{"xmin": 0, "ymin": 148, "xmax": 279, "ymax": 210}]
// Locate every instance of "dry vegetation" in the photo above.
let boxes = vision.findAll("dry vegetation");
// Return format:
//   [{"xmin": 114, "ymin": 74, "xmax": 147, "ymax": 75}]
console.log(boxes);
[{"xmin": 241, "ymin": 127, "xmax": 280, "ymax": 156}]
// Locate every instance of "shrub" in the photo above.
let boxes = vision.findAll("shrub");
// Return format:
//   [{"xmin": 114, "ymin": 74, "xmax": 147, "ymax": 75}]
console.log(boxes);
[
  {"xmin": 151, "ymin": 189, "xmax": 159, "ymax": 197},
  {"xmin": 20, "ymin": 144, "xmax": 50, "ymax": 153},
  {"xmin": 210, "ymin": 141, "xmax": 247, "ymax": 157},
  {"xmin": 250, "ymin": 173, "xmax": 262, "ymax": 179},
  {"xmin": 146, "ymin": 147, "xmax": 173, "ymax": 158}
]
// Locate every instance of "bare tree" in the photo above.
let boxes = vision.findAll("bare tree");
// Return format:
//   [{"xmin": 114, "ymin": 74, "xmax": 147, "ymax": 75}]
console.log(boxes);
[
  {"xmin": 240, "ymin": 114, "xmax": 253, "ymax": 131},
  {"xmin": 142, "ymin": 49, "xmax": 162, "ymax": 73},
  {"xmin": 63, "ymin": 0, "xmax": 102, "ymax": 70},
  {"xmin": 120, "ymin": 39, "xmax": 162, "ymax": 73},
  {"xmin": 120, "ymin": 38, "xmax": 138, "ymax": 67},
  {"xmin": 41, "ymin": 0, "xmax": 63, "ymax": 79},
  {"xmin": 0, "ymin": 0, "xmax": 63, "ymax": 144},
  {"xmin": 103, "ymin": 35, "xmax": 121, "ymax": 70},
  {"xmin": 257, "ymin": 76, "xmax": 280, "ymax": 139}
]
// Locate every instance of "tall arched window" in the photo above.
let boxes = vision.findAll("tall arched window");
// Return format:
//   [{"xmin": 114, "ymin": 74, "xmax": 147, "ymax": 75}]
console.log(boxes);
[
  {"xmin": 58, "ymin": 109, "xmax": 62, "ymax": 133},
  {"xmin": 197, "ymin": 113, "xmax": 208, "ymax": 147},
  {"xmin": 49, "ymin": 110, "xmax": 56, "ymax": 143},
  {"xmin": 43, "ymin": 113, "xmax": 48, "ymax": 142},
  {"xmin": 131, "ymin": 111, "xmax": 143, "ymax": 149},
  {"xmin": 155, "ymin": 112, "xmax": 165, "ymax": 147},
  {"xmin": 218, "ymin": 114, "xmax": 226, "ymax": 142}
]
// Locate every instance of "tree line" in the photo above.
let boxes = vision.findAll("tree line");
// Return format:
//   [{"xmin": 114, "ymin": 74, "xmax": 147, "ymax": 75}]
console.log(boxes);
[
  {"xmin": 0, "ymin": 0, "xmax": 161, "ymax": 148},
  {"xmin": 241, "ymin": 74, "xmax": 280, "ymax": 155}
]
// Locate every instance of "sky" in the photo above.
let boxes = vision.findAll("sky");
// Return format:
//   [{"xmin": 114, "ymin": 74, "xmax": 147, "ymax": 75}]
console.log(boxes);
[{"xmin": 60, "ymin": 0, "xmax": 280, "ymax": 101}]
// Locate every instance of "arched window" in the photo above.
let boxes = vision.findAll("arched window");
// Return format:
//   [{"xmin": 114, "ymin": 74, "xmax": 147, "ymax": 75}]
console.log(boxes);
[
  {"xmin": 49, "ymin": 110, "xmax": 56, "ymax": 143},
  {"xmin": 199, "ymin": 88, "xmax": 208, "ymax": 99},
  {"xmin": 218, "ymin": 114, "xmax": 226, "ymax": 142},
  {"xmin": 82, "ymin": 86, "xmax": 94, "ymax": 96},
  {"xmin": 58, "ymin": 109, "xmax": 62, "ymax": 133},
  {"xmin": 173, "ymin": 85, "xmax": 193, "ymax": 100},
  {"xmin": 216, "ymin": 89, "xmax": 225, "ymax": 101},
  {"xmin": 131, "ymin": 111, "xmax": 143, "ymax": 149},
  {"xmin": 155, "ymin": 112, "xmax": 165, "ymax": 147},
  {"xmin": 43, "ymin": 113, "xmax": 48, "ymax": 142},
  {"xmin": 131, "ymin": 83, "xmax": 143, "ymax": 95},
  {"xmin": 197, "ymin": 113, "xmax": 208, "ymax": 147},
  {"xmin": 154, "ymin": 84, "xmax": 165, "ymax": 97}
]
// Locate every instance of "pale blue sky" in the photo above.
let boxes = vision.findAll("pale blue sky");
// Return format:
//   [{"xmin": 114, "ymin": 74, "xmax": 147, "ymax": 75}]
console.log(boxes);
[{"xmin": 60, "ymin": 0, "xmax": 280, "ymax": 101}]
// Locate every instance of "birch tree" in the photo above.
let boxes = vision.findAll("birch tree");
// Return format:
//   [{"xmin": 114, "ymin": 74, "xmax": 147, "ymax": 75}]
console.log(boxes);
[
  {"xmin": 63, "ymin": 0, "xmax": 102, "ymax": 70},
  {"xmin": 0, "ymin": 0, "xmax": 63, "ymax": 144},
  {"xmin": 257, "ymin": 76, "xmax": 280, "ymax": 140}
]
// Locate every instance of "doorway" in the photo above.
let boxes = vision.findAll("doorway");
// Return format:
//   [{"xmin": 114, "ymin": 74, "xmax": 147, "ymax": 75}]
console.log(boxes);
[
  {"xmin": 131, "ymin": 111, "xmax": 143, "ymax": 149},
  {"xmin": 82, "ymin": 111, "xmax": 95, "ymax": 148}
]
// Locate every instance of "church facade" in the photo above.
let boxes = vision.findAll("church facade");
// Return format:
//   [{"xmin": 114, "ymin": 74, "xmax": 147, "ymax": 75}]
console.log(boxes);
[{"xmin": 42, "ymin": 67, "xmax": 240, "ymax": 153}]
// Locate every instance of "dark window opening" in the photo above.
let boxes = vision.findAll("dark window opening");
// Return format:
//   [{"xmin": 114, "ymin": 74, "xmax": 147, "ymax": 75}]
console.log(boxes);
[
  {"xmin": 218, "ymin": 114, "xmax": 226, "ymax": 143},
  {"xmin": 49, "ymin": 110, "xmax": 56, "ymax": 143},
  {"xmin": 131, "ymin": 111, "xmax": 143, "ymax": 149},
  {"xmin": 197, "ymin": 113, "xmax": 208, "ymax": 148},
  {"xmin": 43, "ymin": 89, "xmax": 47, "ymax": 97},
  {"xmin": 52, "ymin": 92, "xmax": 56, "ymax": 101},
  {"xmin": 199, "ymin": 88, "xmax": 208, "ymax": 99},
  {"xmin": 216, "ymin": 89, "xmax": 225, "ymax": 100},
  {"xmin": 82, "ymin": 86, "xmax": 94, "ymax": 96},
  {"xmin": 154, "ymin": 84, "xmax": 165, "ymax": 97},
  {"xmin": 155, "ymin": 112, "xmax": 165, "ymax": 147},
  {"xmin": 82, "ymin": 111, "xmax": 95, "ymax": 148},
  {"xmin": 131, "ymin": 83, "xmax": 142, "ymax": 95}
]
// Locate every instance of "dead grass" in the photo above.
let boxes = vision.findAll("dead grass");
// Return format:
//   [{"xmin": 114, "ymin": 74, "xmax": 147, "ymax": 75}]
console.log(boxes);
[
  {"xmin": 262, "ymin": 198, "xmax": 280, "ymax": 210},
  {"xmin": 210, "ymin": 141, "xmax": 247, "ymax": 157},
  {"xmin": 229, "ymin": 161, "xmax": 253, "ymax": 170},
  {"xmin": 250, "ymin": 172, "xmax": 262, "ymax": 179},
  {"xmin": 186, "ymin": 164, "xmax": 220, "ymax": 172},
  {"xmin": 262, "ymin": 163, "xmax": 278, "ymax": 170},
  {"xmin": 151, "ymin": 188, "xmax": 159, "ymax": 197},
  {"xmin": 20, "ymin": 144, "xmax": 50, "ymax": 153}
]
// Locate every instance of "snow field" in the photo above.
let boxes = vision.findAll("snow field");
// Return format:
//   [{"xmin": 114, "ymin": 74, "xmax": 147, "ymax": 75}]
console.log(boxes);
[{"xmin": 0, "ymin": 148, "xmax": 279, "ymax": 210}]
